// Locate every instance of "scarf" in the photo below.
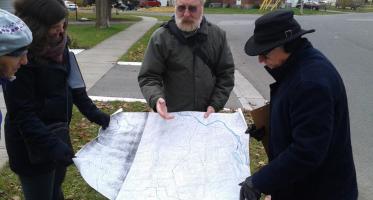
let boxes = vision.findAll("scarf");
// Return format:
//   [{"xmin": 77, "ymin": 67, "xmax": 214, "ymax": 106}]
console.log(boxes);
[{"xmin": 40, "ymin": 32, "xmax": 67, "ymax": 63}]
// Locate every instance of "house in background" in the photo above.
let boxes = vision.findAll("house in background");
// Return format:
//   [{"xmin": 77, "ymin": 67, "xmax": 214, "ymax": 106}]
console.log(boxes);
[
  {"xmin": 241, "ymin": 0, "xmax": 263, "ymax": 7},
  {"xmin": 286, "ymin": 0, "xmax": 298, "ymax": 7},
  {"xmin": 0, "ymin": 0, "xmax": 14, "ymax": 12},
  {"xmin": 206, "ymin": 0, "xmax": 275, "ymax": 8}
]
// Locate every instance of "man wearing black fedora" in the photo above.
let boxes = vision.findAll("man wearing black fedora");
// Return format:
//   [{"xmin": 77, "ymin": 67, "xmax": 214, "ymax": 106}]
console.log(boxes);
[{"xmin": 240, "ymin": 10, "xmax": 358, "ymax": 200}]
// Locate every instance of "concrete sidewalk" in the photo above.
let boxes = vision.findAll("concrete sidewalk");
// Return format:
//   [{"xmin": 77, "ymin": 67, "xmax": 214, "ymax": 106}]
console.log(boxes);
[
  {"xmin": 0, "ymin": 16, "xmax": 158, "ymax": 169},
  {"xmin": 77, "ymin": 16, "xmax": 157, "ymax": 90}
]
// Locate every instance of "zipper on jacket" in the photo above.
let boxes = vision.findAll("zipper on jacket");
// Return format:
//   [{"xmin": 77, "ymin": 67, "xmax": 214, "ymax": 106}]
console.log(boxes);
[
  {"xmin": 66, "ymin": 82, "xmax": 69, "ymax": 123},
  {"xmin": 193, "ymin": 52, "xmax": 196, "ymax": 109},
  {"xmin": 65, "ymin": 55, "xmax": 70, "ymax": 124}
]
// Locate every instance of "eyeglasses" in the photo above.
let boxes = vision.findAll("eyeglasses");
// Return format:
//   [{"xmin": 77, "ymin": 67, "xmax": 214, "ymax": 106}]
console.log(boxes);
[
  {"xmin": 176, "ymin": 5, "xmax": 198, "ymax": 13},
  {"xmin": 259, "ymin": 48, "xmax": 273, "ymax": 59}
]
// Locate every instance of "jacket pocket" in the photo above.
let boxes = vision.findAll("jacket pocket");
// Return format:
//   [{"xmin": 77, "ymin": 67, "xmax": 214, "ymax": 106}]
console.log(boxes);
[{"xmin": 24, "ymin": 122, "xmax": 70, "ymax": 164}]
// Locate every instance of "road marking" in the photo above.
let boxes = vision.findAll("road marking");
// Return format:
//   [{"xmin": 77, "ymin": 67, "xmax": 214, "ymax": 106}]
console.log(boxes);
[
  {"xmin": 89, "ymin": 96, "xmax": 234, "ymax": 111},
  {"xmin": 89, "ymin": 96, "xmax": 147, "ymax": 103},
  {"xmin": 117, "ymin": 61, "xmax": 142, "ymax": 66},
  {"xmin": 69, "ymin": 49, "xmax": 85, "ymax": 54},
  {"xmin": 233, "ymin": 70, "xmax": 267, "ymax": 110},
  {"xmin": 104, "ymin": 65, "xmax": 267, "ymax": 110},
  {"xmin": 346, "ymin": 18, "xmax": 373, "ymax": 22}
]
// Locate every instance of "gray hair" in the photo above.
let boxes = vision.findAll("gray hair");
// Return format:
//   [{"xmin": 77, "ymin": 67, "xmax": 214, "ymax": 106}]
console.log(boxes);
[{"xmin": 175, "ymin": 0, "xmax": 205, "ymax": 5}]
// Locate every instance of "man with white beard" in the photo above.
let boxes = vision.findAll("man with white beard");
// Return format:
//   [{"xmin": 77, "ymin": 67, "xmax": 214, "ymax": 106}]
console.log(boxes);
[{"xmin": 138, "ymin": 0, "xmax": 235, "ymax": 119}]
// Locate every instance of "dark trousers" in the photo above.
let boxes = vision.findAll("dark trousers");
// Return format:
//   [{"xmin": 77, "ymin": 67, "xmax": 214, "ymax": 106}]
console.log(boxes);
[{"xmin": 19, "ymin": 166, "xmax": 67, "ymax": 200}]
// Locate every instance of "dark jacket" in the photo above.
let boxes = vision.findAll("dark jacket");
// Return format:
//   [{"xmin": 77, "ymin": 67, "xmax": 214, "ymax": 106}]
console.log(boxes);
[
  {"xmin": 138, "ymin": 18, "xmax": 235, "ymax": 112},
  {"xmin": 3, "ymin": 47, "xmax": 107, "ymax": 176},
  {"xmin": 252, "ymin": 39, "xmax": 358, "ymax": 200},
  {"xmin": 0, "ymin": 79, "xmax": 5, "ymax": 128}
]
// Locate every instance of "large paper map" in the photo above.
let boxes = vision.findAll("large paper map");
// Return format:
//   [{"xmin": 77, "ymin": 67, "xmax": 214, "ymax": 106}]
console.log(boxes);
[{"xmin": 74, "ymin": 110, "xmax": 250, "ymax": 200}]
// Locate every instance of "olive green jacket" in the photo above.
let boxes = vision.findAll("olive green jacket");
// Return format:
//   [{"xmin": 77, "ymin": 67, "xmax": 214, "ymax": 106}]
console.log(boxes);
[{"xmin": 138, "ymin": 19, "xmax": 235, "ymax": 112}]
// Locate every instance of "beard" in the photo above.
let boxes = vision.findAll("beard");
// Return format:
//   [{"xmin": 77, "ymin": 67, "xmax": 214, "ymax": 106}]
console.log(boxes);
[{"xmin": 175, "ymin": 14, "xmax": 203, "ymax": 32}]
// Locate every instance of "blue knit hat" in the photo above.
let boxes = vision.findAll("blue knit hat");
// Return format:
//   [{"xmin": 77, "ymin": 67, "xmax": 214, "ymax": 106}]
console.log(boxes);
[{"xmin": 0, "ymin": 9, "xmax": 33, "ymax": 56}]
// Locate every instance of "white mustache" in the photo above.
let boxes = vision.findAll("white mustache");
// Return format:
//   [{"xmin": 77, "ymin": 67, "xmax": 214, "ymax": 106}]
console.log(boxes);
[{"xmin": 175, "ymin": 14, "xmax": 203, "ymax": 32}]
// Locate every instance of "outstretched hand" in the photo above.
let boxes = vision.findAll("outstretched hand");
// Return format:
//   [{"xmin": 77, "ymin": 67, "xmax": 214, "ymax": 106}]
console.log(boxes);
[
  {"xmin": 90, "ymin": 110, "xmax": 110, "ymax": 130},
  {"xmin": 156, "ymin": 98, "xmax": 174, "ymax": 120},
  {"xmin": 204, "ymin": 106, "xmax": 215, "ymax": 118},
  {"xmin": 245, "ymin": 124, "xmax": 265, "ymax": 141},
  {"xmin": 239, "ymin": 177, "xmax": 261, "ymax": 200},
  {"xmin": 49, "ymin": 141, "xmax": 74, "ymax": 167}
]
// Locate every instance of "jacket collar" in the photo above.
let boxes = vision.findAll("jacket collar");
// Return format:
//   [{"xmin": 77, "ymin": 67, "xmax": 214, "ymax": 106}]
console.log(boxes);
[
  {"xmin": 265, "ymin": 38, "xmax": 312, "ymax": 82},
  {"xmin": 198, "ymin": 16, "xmax": 209, "ymax": 35},
  {"xmin": 0, "ymin": 78, "xmax": 8, "ymax": 85}
]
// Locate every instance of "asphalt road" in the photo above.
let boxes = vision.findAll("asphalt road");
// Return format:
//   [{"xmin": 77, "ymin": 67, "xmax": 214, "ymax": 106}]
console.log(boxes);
[{"xmin": 208, "ymin": 12, "xmax": 373, "ymax": 199}]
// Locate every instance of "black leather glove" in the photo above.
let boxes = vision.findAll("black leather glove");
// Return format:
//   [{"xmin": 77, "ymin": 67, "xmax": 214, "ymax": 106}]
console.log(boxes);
[
  {"xmin": 245, "ymin": 124, "xmax": 265, "ymax": 141},
  {"xmin": 49, "ymin": 141, "xmax": 74, "ymax": 167},
  {"xmin": 90, "ymin": 110, "xmax": 110, "ymax": 130},
  {"xmin": 239, "ymin": 176, "xmax": 261, "ymax": 200}
]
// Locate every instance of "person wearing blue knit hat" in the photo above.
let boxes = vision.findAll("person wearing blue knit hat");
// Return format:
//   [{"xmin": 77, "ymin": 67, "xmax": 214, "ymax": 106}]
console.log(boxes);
[
  {"xmin": 3, "ymin": 0, "xmax": 110, "ymax": 199},
  {"xmin": 0, "ymin": 8, "xmax": 32, "ymax": 77},
  {"xmin": 0, "ymin": 8, "xmax": 32, "ymax": 134},
  {"xmin": 0, "ymin": 9, "xmax": 32, "ymax": 79}
]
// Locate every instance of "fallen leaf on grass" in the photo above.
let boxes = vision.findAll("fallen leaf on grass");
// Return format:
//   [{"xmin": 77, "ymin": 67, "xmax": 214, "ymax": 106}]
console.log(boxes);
[{"xmin": 12, "ymin": 196, "xmax": 20, "ymax": 200}]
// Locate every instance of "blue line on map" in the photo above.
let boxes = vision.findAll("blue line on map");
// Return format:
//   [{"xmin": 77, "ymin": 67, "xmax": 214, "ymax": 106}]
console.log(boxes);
[{"xmin": 175, "ymin": 112, "xmax": 249, "ymax": 164}]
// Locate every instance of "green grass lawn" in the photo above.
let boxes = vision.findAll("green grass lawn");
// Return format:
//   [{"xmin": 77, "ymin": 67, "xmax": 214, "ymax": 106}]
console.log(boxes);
[
  {"xmin": 68, "ymin": 23, "xmax": 131, "ymax": 49},
  {"xmin": 67, "ymin": 11, "xmax": 143, "ymax": 49},
  {"xmin": 119, "ymin": 23, "xmax": 161, "ymax": 62},
  {"xmin": 126, "ymin": 13, "xmax": 172, "ymax": 22},
  {"xmin": 204, "ymin": 7, "xmax": 266, "ymax": 14},
  {"xmin": 0, "ymin": 101, "xmax": 267, "ymax": 199},
  {"xmin": 326, "ymin": 5, "xmax": 373, "ymax": 13},
  {"xmin": 68, "ymin": 12, "xmax": 142, "ymax": 22}
]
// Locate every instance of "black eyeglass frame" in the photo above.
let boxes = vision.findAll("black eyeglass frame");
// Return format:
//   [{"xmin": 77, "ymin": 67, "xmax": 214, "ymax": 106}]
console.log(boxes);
[
  {"xmin": 259, "ymin": 48, "xmax": 274, "ymax": 57},
  {"xmin": 176, "ymin": 5, "xmax": 198, "ymax": 13}
]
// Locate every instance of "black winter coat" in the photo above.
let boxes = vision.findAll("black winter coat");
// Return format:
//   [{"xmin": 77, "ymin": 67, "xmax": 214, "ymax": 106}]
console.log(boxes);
[
  {"xmin": 3, "ymin": 47, "xmax": 106, "ymax": 176},
  {"xmin": 252, "ymin": 39, "xmax": 358, "ymax": 200}
]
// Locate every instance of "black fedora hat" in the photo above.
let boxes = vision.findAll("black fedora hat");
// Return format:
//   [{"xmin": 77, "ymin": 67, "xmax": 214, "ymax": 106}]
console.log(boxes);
[{"xmin": 245, "ymin": 10, "xmax": 315, "ymax": 56}]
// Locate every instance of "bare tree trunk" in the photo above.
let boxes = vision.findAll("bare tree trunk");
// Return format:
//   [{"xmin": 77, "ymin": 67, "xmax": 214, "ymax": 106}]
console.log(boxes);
[
  {"xmin": 107, "ymin": 0, "xmax": 112, "ymax": 20},
  {"xmin": 96, "ymin": 0, "xmax": 110, "ymax": 28}
]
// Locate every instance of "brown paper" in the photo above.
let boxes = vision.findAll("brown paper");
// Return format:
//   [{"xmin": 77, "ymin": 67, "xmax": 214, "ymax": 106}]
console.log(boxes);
[{"xmin": 250, "ymin": 104, "xmax": 270, "ymax": 156}]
